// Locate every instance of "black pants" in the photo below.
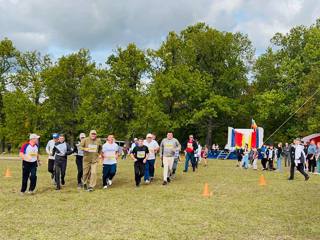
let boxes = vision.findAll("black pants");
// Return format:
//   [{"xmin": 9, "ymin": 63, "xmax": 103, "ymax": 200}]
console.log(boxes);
[
  {"xmin": 55, "ymin": 159, "xmax": 67, "ymax": 188},
  {"xmin": 267, "ymin": 159, "xmax": 274, "ymax": 170},
  {"xmin": 21, "ymin": 161, "xmax": 37, "ymax": 192},
  {"xmin": 195, "ymin": 157, "xmax": 199, "ymax": 168},
  {"xmin": 75, "ymin": 155, "xmax": 83, "ymax": 184},
  {"xmin": 307, "ymin": 154, "xmax": 316, "ymax": 173},
  {"xmin": 261, "ymin": 158, "xmax": 267, "ymax": 169},
  {"xmin": 48, "ymin": 159, "xmax": 55, "ymax": 178},
  {"xmin": 134, "ymin": 161, "xmax": 145, "ymax": 186},
  {"xmin": 289, "ymin": 161, "xmax": 309, "ymax": 179}
]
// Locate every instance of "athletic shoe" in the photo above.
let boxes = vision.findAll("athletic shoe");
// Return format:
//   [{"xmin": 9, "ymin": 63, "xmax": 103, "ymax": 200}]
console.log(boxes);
[
  {"xmin": 136, "ymin": 183, "xmax": 140, "ymax": 187},
  {"xmin": 77, "ymin": 183, "xmax": 83, "ymax": 189},
  {"xmin": 103, "ymin": 185, "xmax": 108, "ymax": 189},
  {"xmin": 162, "ymin": 181, "xmax": 168, "ymax": 185},
  {"xmin": 305, "ymin": 176, "xmax": 310, "ymax": 181},
  {"xmin": 61, "ymin": 178, "xmax": 65, "ymax": 185},
  {"xmin": 87, "ymin": 187, "xmax": 94, "ymax": 192},
  {"xmin": 20, "ymin": 192, "xmax": 26, "ymax": 196},
  {"xmin": 107, "ymin": 179, "xmax": 112, "ymax": 186},
  {"xmin": 145, "ymin": 180, "xmax": 150, "ymax": 184},
  {"xmin": 27, "ymin": 190, "xmax": 36, "ymax": 195},
  {"xmin": 55, "ymin": 186, "xmax": 61, "ymax": 190},
  {"xmin": 167, "ymin": 177, "xmax": 171, "ymax": 183}
]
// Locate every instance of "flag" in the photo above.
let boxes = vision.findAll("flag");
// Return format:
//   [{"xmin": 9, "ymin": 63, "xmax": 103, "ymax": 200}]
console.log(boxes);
[{"xmin": 251, "ymin": 119, "xmax": 258, "ymax": 129}]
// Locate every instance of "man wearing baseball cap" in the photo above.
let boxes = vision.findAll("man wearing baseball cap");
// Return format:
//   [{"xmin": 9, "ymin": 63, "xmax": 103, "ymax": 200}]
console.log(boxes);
[
  {"xmin": 143, "ymin": 133, "xmax": 159, "ymax": 183},
  {"xmin": 73, "ymin": 133, "xmax": 86, "ymax": 189},
  {"xmin": 19, "ymin": 133, "xmax": 40, "ymax": 195},
  {"xmin": 80, "ymin": 130, "xmax": 102, "ymax": 192},
  {"xmin": 46, "ymin": 133, "xmax": 59, "ymax": 184}
]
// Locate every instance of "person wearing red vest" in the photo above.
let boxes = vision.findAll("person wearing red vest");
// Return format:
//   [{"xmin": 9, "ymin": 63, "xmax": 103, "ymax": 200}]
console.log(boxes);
[{"xmin": 183, "ymin": 135, "xmax": 198, "ymax": 172}]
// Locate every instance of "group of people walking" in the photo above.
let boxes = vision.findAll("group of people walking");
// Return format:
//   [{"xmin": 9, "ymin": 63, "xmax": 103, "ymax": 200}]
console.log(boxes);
[
  {"xmin": 236, "ymin": 138, "xmax": 320, "ymax": 181},
  {"xmin": 19, "ymin": 131, "xmax": 209, "ymax": 194}
]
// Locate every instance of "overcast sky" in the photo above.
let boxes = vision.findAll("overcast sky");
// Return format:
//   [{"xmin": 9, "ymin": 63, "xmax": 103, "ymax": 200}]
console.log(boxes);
[{"xmin": 1, "ymin": 0, "xmax": 319, "ymax": 63}]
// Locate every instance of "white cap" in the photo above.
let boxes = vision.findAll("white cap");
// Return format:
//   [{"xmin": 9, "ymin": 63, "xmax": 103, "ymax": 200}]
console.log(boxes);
[
  {"xmin": 146, "ymin": 133, "xmax": 153, "ymax": 138},
  {"xmin": 134, "ymin": 138, "xmax": 138, "ymax": 141},
  {"xmin": 79, "ymin": 133, "xmax": 86, "ymax": 138},
  {"xmin": 29, "ymin": 133, "xmax": 40, "ymax": 140}
]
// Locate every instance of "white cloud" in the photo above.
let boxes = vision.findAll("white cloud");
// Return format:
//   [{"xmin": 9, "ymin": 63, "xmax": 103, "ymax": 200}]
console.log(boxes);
[{"xmin": 0, "ymin": 0, "xmax": 319, "ymax": 62}]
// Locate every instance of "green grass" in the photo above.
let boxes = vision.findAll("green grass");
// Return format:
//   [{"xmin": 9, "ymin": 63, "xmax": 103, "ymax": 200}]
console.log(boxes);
[{"xmin": 0, "ymin": 157, "xmax": 319, "ymax": 240}]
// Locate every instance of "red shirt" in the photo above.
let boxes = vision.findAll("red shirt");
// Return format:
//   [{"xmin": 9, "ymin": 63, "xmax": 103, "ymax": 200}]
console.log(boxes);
[{"xmin": 186, "ymin": 140, "xmax": 194, "ymax": 153}]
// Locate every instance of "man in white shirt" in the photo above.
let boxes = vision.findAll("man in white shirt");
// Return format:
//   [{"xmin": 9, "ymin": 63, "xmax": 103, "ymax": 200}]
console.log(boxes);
[
  {"xmin": 143, "ymin": 133, "xmax": 159, "ymax": 183},
  {"xmin": 130, "ymin": 138, "xmax": 138, "ymax": 153},
  {"xmin": 288, "ymin": 138, "xmax": 310, "ymax": 181},
  {"xmin": 46, "ymin": 133, "xmax": 59, "ymax": 183}
]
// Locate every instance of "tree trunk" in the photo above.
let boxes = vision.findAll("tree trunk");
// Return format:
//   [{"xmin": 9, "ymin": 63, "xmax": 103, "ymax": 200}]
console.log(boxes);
[
  {"xmin": 205, "ymin": 119, "xmax": 213, "ymax": 147},
  {"xmin": 1, "ymin": 136, "xmax": 5, "ymax": 153}
]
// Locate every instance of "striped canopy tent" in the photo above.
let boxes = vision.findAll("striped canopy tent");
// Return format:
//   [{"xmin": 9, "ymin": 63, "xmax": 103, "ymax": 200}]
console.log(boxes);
[
  {"xmin": 302, "ymin": 133, "xmax": 320, "ymax": 144},
  {"xmin": 226, "ymin": 127, "xmax": 264, "ymax": 150}
]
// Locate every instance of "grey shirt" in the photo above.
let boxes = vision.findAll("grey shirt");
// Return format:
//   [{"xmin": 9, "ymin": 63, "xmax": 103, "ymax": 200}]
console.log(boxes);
[{"xmin": 160, "ymin": 138, "xmax": 181, "ymax": 157}]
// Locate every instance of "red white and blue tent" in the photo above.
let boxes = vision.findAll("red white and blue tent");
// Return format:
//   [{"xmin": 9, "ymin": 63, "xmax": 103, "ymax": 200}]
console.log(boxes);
[{"xmin": 227, "ymin": 127, "xmax": 264, "ymax": 149}]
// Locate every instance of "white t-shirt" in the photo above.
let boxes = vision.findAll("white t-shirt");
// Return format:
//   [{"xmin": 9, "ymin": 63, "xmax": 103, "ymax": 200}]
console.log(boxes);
[
  {"xmin": 102, "ymin": 142, "xmax": 119, "ymax": 165},
  {"xmin": 21, "ymin": 143, "xmax": 39, "ymax": 162},
  {"xmin": 143, "ymin": 140, "xmax": 159, "ymax": 160},
  {"xmin": 46, "ymin": 139, "xmax": 56, "ymax": 160}
]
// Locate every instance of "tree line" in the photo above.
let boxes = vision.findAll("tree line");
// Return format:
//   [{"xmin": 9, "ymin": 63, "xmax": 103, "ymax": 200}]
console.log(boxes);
[{"xmin": 0, "ymin": 20, "xmax": 319, "ymax": 150}]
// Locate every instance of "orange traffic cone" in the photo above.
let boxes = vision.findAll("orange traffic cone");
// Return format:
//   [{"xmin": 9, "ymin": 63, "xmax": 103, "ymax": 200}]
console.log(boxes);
[
  {"xmin": 202, "ymin": 183, "xmax": 213, "ymax": 197},
  {"xmin": 259, "ymin": 175, "xmax": 266, "ymax": 186},
  {"xmin": 4, "ymin": 168, "xmax": 12, "ymax": 177}
]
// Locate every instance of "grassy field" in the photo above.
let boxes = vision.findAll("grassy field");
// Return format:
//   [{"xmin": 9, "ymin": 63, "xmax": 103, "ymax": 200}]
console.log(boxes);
[{"xmin": 0, "ymin": 155, "xmax": 319, "ymax": 240}]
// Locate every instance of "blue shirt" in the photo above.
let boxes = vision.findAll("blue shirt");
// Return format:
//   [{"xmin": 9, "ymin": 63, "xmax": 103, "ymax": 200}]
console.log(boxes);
[{"xmin": 307, "ymin": 144, "xmax": 317, "ymax": 154}]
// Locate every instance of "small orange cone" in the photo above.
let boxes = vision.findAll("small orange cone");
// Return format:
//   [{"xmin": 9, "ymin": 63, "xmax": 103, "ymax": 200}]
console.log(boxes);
[
  {"xmin": 4, "ymin": 168, "xmax": 12, "ymax": 177},
  {"xmin": 259, "ymin": 175, "xmax": 266, "ymax": 186},
  {"xmin": 202, "ymin": 183, "xmax": 213, "ymax": 197}
]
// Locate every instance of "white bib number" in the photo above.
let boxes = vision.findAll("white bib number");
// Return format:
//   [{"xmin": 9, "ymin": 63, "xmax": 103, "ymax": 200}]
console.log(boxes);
[{"xmin": 137, "ymin": 151, "xmax": 145, "ymax": 158}]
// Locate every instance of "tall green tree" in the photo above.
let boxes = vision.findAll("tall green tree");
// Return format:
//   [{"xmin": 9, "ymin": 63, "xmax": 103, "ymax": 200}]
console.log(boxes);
[
  {"xmin": 43, "ymin": 49, "xmax": 95, "ymax": 143},
  {"xmin": 105, "ymin": 43, "xmax": 150, "ymax": 139},
  {"xmin": 0, "ymin": 38, "xmax": 18, "ymax": 150}
]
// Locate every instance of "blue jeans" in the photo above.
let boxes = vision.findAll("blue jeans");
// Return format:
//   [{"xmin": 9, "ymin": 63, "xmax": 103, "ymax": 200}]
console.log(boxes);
[
  {"xmin": 242, "ymin": 155, "xmax": 249, "ymax": 169},
  {"xmin": 185, "ymin": 152, "xmax": 195, "ymax": 171},
  {"xmin": 102, "ymin": 164, "xmax": 117, "ymax": 186},
  {"xmin": 277, "ymin": 157, "xmax": 282, "ymax": 171},
  {"xmin": 144, "ymin": 159, "xmax": 155, "ymax": 181}
]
